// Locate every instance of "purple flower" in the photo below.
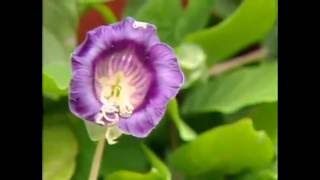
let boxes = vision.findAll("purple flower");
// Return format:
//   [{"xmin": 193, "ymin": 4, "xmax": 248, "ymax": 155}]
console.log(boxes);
[{"xmin": 69, "ymin": 17, "xmax": 184, "ymax": 140}]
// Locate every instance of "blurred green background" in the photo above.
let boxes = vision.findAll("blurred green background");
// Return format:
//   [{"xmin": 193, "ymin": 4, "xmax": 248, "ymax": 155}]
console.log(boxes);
[{"xmin": 43, "ymin": 0, "xmax": 278, "ymax": 179}]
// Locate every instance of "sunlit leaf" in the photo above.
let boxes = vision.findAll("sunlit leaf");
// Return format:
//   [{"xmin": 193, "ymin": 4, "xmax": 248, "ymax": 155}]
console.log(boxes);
[
  {"xmin": 185, "ymin": 0, "xmax": 277, "ymax": 65},
  {"xmin": 135, "ymin": 0, "xmax": 183, "ymax": 45},
  {"xmin": 43, "ymin": 27, "xmax": 72, "ymax": 90},
  {"xmin": 225, "ymin": 102, "xmax": 277, "ymax": 146},
  {"xmin": 43, "ymin": 0, "xmax": 79, "ymax": 90},
  {"xmin": 233, "ymin": 160, "xmax": 277, "ymax": 180},
  {"xmin": 107, "ymin": 171, "xmax": 160, "ymax": 180},
  {"xmin": 174, "ymin": 0, "xmax": 216, "ymax": 43},
  {"xmin": 169, "ymin": 118, "xmax": 275, "ymax": 175},
  {"xmin": 247, "ymin": 103, "xmax": 277, "ymax": 145},
  {"xmin": 186, "ymin": 172, "xmax": 225, "ymax": 180},
  {"xmin": 182, "ymin": 61, "xmax": 277, "ymax": 114},
  {"xmin": 43, "ymin": 114, "xmax": 78, "ymax": 180},
  {"xmin": 43, "ymin": 72, "xmax": 68, "ymax": 100}
]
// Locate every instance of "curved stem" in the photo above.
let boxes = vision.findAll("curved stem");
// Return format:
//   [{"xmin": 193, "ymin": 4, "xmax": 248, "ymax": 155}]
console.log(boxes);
[
  {"xmin": 209, "ymin": 47, "xmax": 268, "ymax": 76},
  {"xmin": 89, "ymin": 139, "xmax": 106, "ymax": 180}
]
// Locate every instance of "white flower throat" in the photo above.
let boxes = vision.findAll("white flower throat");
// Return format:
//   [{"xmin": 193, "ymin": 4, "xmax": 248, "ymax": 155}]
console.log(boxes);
[
  {"xmin": 95, "ymin": 72, "xmax": 135, "ymax": 126},
  {"xmin": 94, "ymin": 72, "xmax": 135, "ymax": 144},
  {"xmin": 94, "ymin": 48, "xmax": 152, "ymax": 126}
]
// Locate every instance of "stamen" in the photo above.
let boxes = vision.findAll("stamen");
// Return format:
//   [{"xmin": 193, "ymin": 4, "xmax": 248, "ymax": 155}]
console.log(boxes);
[
  {"xmin": 95, "ymin": 98, "xmax": 120, "ymax": 125},
  {"xmin": 102, "ymin": 112, "xmax": 119, "ymax": 123},
  {"xmin": 96, "ymin": 79, "xmax": 134, "ymax": 126},
  {"xmin": 101, "ymin": 103, "xmax": 119, "ymax": 113},
  {"xmin": 119, "ymin": 102, "xmax": 134, "ymax": 118}
]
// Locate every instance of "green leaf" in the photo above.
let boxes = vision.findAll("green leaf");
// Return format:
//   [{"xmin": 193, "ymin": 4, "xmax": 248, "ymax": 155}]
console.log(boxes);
[
  {"xmin": 185, "ymin": 0, "xmax": 277, "ymax": 65},
  {"xmin": 174, "ymin": 0, "xmax": 216, "ymax": 43},
  {"xmin": 169, "ymin": 118, "xmax": 275, "ymax": 175},
  {"xmin": 247, "ymin": 103, "xmax": 277, "ymax": 145},
  {"xmin": 43, "ymin": 114, "xmax": 78, "ymax": 180},
  {"xmin": 44, "ymin": 0, "xmax": 79, "ymax": 32},
  {"xmin": 235, "ymin": 169, "xmax": 277, "ymax": 180},
  {"xmin": 186, "ymin": 172, "xmax": 225, "ymax": 180},
  {"xmin": 182, "ymin": 61, "xmax": 277, "ymax": 114},
  {"xmin": 68, "ymin": 115, "xmax": 96, "ymax": 180},
  {"xmin": 106, "ymin": 144, "xmax": 171, "ymax": 180},
  {"xmin": 135, "ymin": 0, "xmax": 183, "ymax": 45},
  {"xmin": 43, "ymin": 27, "xmax": 72, "ymax": 90},
  {"xmin": 168, "ymin": 99, "xmax": 197, "ymax": 141},
  {"xmin": 224, "ymin": 102, "xmax": 277, "ymax": 147},
  {"xmin": 213, "ymin": 0, "xmax": 241, "ymax": 18},
  {"xmin": 263, "ymin": 24, "xmax": 278, "ymax": 58},
  {"xmin": 43, "ymin": 72, "xmax": 68, "ymax": 100},
  {"xmin": 141, "ymin": 144, "xmax": 171, "ymax": 180},
  {"xmin": 124, "ymin": 0, "xmax": 147, "ymax": 17},
  {"xmin": 100, "ymin": 137, "xmax": 149, "ymax": 177},
  {"xmin": 107, "ymin": 171, "xmax": 160, "ymax": 180},
  {"xmin": 234, "ymin": 160, "xmax": 277, "ymax": 180},
  {"xmin": 43, "ymin": 0, "xmax": 79, "ymax": 90}
]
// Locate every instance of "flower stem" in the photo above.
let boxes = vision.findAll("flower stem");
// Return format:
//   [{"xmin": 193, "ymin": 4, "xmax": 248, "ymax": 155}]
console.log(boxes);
[
  {"xmin": 89, "ymin": 138, "xmax": 106, "ymax": 180},
  {"xmin": 209, "ymin": 47, "xmax": 268, "ymax": 76}
]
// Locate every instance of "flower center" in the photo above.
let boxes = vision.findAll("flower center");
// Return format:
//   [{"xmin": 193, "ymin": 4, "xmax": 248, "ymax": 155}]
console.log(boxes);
[{"xmin": 94, "ymin": 47, "xmax": 151, "ymax": 126}]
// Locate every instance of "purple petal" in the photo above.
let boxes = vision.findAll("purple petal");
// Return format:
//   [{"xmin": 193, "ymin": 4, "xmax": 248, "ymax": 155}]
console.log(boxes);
[
  {"xmin": 73, "ymin": 17, "xmax": 159, "ymax": 66},
  {"xmin": 117, "ymin": 102, "xmax": 166, "ymax": 138},
  {"xmin": 117, "ymin": 43, "xmax": 184, "ymax": 137},
  {"xmin": 148, "ymin": 43, "xmax": 184, "ymax": 99},
  {"xmin": 69, "ymin": 64, "xmax": 101, "ymax": 122},
  {"xmin": 110, "ymin": 17, "xmax": 160, "ymax": 49}
]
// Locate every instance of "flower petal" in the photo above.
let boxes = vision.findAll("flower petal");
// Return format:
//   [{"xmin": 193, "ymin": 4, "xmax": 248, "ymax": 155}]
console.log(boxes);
[
  {"xmin": 149, "ymin": 43, "xmax": 185, "ymax": 100},
  {"xmin": 111, "ymin": 17, "xmax": 160, "ymax": 49},
  {"xmin": 117, "ymin": 44, "xmax": 184, "ymax": 137},
  {"xmin": 69, "ymin": 65, "xmax": 101, "ymax": 122},
  {"xmin": 117, "ymin": 102, "xmax": 166, "ymax": 138}
]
